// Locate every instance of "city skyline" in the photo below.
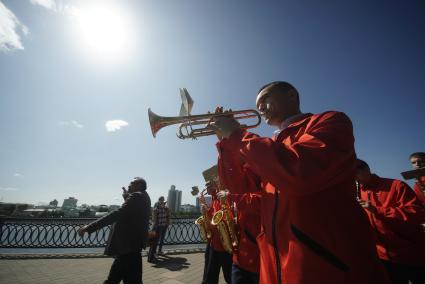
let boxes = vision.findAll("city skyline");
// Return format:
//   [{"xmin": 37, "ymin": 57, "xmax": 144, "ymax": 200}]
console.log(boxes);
[
  {"xmin": 0, "ymin": 191, "xmax": 198, "ymax": 207},
  {"xmin": 1, "ymin": 0, "xmax": 424, "ymax": 206}
]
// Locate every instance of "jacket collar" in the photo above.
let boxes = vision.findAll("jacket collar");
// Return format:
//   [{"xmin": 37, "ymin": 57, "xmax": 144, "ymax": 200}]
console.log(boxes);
[{"xmin": 273, "ymin": 113, "xmax": 313, "ymax": 137}]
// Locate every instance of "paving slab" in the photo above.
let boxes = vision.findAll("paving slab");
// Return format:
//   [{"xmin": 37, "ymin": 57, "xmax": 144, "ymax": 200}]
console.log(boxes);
[{"xmin": 0, "ymin": 253, "xmax": 226, "ymax": 284}]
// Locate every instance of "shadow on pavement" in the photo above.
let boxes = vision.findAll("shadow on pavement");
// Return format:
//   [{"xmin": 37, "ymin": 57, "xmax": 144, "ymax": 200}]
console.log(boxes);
[{"xmin": 149, "ymin": 255, "xmax": 190, "ymax": 271}]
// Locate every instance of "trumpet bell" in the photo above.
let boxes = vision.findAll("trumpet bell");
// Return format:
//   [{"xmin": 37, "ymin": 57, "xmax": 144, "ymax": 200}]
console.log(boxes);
[
  {"xmin": 148, "ymin": 108, "xmax": 187, "ymax": 138},
  {"xmin": 148, "ymin": 108, "xmax": 160, "ymax": 138}
]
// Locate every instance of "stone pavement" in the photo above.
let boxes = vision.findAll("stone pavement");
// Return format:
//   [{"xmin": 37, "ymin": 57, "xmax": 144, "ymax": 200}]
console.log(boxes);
[{"xmin": 0, "ymin": 252, "xmax": 226, "ymax": 284}]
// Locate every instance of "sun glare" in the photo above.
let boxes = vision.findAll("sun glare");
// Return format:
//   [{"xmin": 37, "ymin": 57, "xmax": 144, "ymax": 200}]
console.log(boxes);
[{"xmin": 72, "ymin": 2, "xmax": 134, "ymax": 63}]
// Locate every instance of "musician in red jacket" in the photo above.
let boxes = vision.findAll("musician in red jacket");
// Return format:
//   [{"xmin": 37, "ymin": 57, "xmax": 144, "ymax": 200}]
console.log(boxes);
[
  {"xmin": 356, "ymin": 159, "xmax": 425, "ymax": 284},
  {"xmin": 409, "ymin": 152, "xmax": 425, "ymax": 205},
  {"xmin": 209, "ymin": 81, "xmax": 389, "ymax": 284},
  {"xmin": 203, "ymin": 181, "xmax": 232, "ymax": 284},
  {"xmin": 217, "ymin": 190, "xmax": 262, "ymax": 284}
]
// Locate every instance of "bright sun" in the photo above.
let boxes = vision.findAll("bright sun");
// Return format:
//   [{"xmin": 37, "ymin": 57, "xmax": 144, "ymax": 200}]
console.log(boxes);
[{"xmin": 72, "ymin": 2, "xmax": 133, "ymax": 63}]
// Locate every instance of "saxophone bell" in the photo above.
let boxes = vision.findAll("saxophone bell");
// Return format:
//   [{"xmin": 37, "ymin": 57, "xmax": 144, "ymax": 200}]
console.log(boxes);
[
  {"xmin": 211, "ymin": 210, "xmax": 233, "ymax": 254},
  {"xmin": 211, "ymin": 193, "xmax": 239, "ymax": 254}
]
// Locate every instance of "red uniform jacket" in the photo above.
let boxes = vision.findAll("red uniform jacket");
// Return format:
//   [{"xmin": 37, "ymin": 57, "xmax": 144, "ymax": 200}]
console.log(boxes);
[
  {"xmin": 413, "ymin": 176, "xmax": 425, "ymax": 206},
  {"xmin": 229, "ymin": 193, "xmax": 261, "ymax": 273},
  {"xmin": 359, "ymin": 174, "xmax": 425, "ymax": 265},
  {"xmin": 217, "ymin": 111, "xmax": 389, "ymax": 284}
]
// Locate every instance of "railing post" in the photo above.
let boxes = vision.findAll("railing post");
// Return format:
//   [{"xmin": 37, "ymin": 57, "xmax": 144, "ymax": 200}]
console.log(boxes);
[{"xmin": 0, "ymin": 216, "xmax": 4, "ymax": 243}]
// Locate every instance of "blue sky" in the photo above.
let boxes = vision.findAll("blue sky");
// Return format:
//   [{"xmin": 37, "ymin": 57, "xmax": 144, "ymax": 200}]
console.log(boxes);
[{"xmin": 1, "ymin": 0, "xmax": 424, "ymax": 206}]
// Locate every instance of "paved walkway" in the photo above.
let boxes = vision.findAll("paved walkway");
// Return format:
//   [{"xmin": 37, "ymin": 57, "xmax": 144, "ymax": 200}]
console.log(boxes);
[{"xmin": 0, "ymin": 252, "xmax": 226, "ymax": 284}]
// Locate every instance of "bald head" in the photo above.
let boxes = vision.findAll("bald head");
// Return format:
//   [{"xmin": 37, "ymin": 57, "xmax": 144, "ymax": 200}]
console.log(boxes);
[
  {"xmin": 257, "ymin": 81, "xmax": 299, "ymax": 105},
  {"xmin": 256, "ymin": 81, "xmax": 301, "ymax": 127}
]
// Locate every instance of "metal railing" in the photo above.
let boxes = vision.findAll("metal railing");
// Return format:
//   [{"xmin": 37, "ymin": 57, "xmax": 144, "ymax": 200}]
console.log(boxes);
[{"xmin": 0, "ymin": 217, "xmax": 204, "ymax": 248}]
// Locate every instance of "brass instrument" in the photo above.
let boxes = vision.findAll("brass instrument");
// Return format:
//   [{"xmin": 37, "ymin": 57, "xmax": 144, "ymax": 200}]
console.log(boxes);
[
  {"xmin": 193, "ymin": 188, "xmax": 212, "ymax": 242},
  {"xmin": 148, "ymin": 108, "xmax": 261, "ymax": 139},
  {"xmin": 201, "ymin": 164, "xmax": 238, "ymax": 253},
  {"xmin": 211, "ymin": 193, "xmax": 239, "ymax": 254},
  {"xmin": 148, "ymin": 88, "xmax": 261, "ymax": 139}
]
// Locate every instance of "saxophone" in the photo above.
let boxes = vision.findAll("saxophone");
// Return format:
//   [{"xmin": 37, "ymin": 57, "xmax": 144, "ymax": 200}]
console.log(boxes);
[
  {"xmin": 194, "ymin": 189, "xmax": 212, "ymax": 242},
  {"xmin": 211, "ymin": 189, "xmax": 239, "ymax": 254}
]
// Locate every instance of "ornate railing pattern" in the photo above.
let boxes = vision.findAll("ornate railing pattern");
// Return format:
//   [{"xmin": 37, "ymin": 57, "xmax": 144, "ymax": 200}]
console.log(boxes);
[{"xmin": 0, "ymin": 217, "xmax": 204, "ymax": 248}]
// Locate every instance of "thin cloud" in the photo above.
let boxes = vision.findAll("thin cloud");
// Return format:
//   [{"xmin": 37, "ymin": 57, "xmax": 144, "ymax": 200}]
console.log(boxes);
[
  {"xmin": 0, "ymin": 2, "xmax": 29, "ymax": 53},
  {"xmin": 28, "ymin": 0, "xmax": 82, "ymax": 18},
  {"xmin": 0, "ymin": 186, "xmax": 19, "ymax": 191},
  {"xmin": 58, "ymin": 120, "xmax": 84, "ymax": 128},
  {"xmin": 29, "ymin": 0, "xmax": 79, "ymax": 18},
  {"xmin": 14, "ymin": 173, "xmax": 23, "ymax": 177},
  {"xmin": 29, "ymin": 0, "xmax": 57, "ymax": 11},
  {"xmin": 105, "ymin": 120, "xmax": 129, "ymax": 132}
]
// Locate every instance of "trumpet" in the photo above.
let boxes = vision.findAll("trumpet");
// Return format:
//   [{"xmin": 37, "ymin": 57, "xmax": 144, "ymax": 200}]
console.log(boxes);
[{"xmin": 148, "ymin": 108, "xmax": 261, "ymax": 139}]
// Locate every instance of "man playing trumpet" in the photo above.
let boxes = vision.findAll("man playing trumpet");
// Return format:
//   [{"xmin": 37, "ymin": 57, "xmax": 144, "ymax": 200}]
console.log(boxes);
[{"xmin": 208, "ymin": 81, "xmax": 389, "ymax": 283}]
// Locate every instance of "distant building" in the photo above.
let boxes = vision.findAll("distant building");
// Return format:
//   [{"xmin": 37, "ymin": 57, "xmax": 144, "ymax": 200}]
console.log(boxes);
[
  {"xmin": 167, "ymin": 185, "xmax": 182, "ymax": 213},
  {"xmin": 0, "ymin": 203, "xmax": 33, "ymax": 216},
  {"xmin": 62, "ymin": 197, "xmax": 78, "ymax": 209},
  {"xmin": 195, "ymin": 197, "xmax": 200, "ymax": 210},
  {"xmin": 78, "ymin": 207, "xmax": 95, "ymax": 218},
  {"xmin": 49, "ymin": 199, "xmax": 58, "ymax": 208},
  {"xmin": 109, "ymin": 205, "xmax": 120, "ymax": 211},
  {"xmin": 89, "ymin": 204, "xmax": 110, "ymax": 217},
  {"xmin": 180, "ymin": 204, "xmax": 197, "ymax": 213},
  {"xmin": 63, "ymin": 208, "xmax": 79, "ymax": 218},
  {"xmin": 21, "ymin": 208, "xmax": 50, "ymax": 217},
  {"xmin": 97, "ymin": 205, "xmax": 109, "ymax": 212},
  {"xmin": 95, "ymin": 211, "xmax": 108, "ymax": 217},
  {"xmin": 196, "ymin": 196, "xmax": 212, "ymax": 209}
]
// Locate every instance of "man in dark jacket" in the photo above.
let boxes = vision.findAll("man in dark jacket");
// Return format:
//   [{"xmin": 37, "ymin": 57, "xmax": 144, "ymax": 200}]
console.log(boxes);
[{"xmin": 79, "ymin": 177, "xmax": 151, "ymax": 284}]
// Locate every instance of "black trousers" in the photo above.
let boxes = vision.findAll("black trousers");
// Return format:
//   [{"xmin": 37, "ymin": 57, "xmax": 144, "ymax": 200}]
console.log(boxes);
[
  {"xmin": 204, "ymin": 246, "xmax": 232, "ymax": 284},
  {"xmin": 382, "ymin": 260, "xmax": 425, "ymax": 284},
  {"xmin": 202, "ymin": 244, "xmax": 211, "ymax": 284},
  {"xmin": 231, "ymin": 264, "xmax": 259, "ymax": 284},
  {"xmin": 104, "ymin": 252, "xmax": 143, "ymax": 284}
]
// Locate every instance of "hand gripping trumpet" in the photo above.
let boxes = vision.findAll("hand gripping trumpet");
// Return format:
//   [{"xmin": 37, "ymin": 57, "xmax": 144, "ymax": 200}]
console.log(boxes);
[{"xmin": 148, "ymin": 88, "xmax": 261, "ymax": 139}]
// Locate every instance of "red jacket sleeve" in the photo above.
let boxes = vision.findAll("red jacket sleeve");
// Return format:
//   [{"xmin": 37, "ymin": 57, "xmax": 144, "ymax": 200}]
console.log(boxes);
[
  {"xmin": 375, "ymin": 181, "xmax": 425, "ymax": 225},
  {"xmin": 217, "ymin": 138, "xmax": 262, "ymax": 194},
  {"xmin": 220, "ymin": 111, "xmax": 356, "ymax": 197}
]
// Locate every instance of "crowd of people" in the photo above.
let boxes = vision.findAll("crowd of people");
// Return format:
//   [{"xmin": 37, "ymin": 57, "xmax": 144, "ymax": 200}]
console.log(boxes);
[{"xmin": 78, "ymin": 81, "xmax": 424, "ymax": 284}]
